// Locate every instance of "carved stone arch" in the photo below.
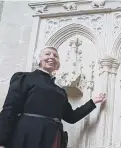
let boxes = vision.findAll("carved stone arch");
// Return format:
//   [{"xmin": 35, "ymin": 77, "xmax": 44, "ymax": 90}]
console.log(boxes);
[
  {"xmin": 112, "ymin": 33, "xmax": 121, "ymax": 59},
  {"xmin": 45, "ymin": 23, "xmax": 98, "ymax": 96},
  {"xmin": 45, "ymin": 23, "xmax": 97, "ymax": 48}
]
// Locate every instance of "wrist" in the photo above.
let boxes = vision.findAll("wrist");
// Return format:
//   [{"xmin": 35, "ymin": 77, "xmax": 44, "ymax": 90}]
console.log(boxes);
[{"xmin": 92, "ymin": 99, "xmax": 97, "ymax": 104}]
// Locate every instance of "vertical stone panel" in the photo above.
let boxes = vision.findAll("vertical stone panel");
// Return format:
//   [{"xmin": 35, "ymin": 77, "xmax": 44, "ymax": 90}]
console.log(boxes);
[
  {"xmin": 0, "ymin": 1, "xmax": 4, "ymax": 21},
  {"xmin": 0, "ymin": 1, "xmax": 33, "ymax": 108}
]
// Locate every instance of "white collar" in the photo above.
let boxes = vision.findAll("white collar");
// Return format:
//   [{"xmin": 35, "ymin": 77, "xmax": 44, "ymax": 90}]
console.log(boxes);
[
  {"xmin": 38, "ymin": 67, "xmax": 49, "ymax": 74},
  {"xmin": 37, "ymin": 68, "xmax": 54, "ymax": 78},
  {"xmin": 37, "ymin": 68, "xmax": 62, "ymax": 88}
]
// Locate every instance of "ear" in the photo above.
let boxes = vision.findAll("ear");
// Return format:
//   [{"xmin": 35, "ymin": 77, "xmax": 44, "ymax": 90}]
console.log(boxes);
[{"xmin": 39, "ymin": 59, "xmax": 42, "ymax": 68}]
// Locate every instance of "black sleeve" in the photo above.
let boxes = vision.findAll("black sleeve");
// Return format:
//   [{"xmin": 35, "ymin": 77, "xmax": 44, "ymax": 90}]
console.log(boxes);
[
  {"xmin": 63, "ymin": 94, "xmax": 96, "ymax": 124},
  {"xmin": 0, "ymin": 72, "xmax": 28, "ymax": 146}
]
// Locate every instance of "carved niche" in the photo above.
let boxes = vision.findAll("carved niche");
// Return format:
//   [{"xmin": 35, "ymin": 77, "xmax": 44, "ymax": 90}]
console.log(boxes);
[{"xmin": 55, "ymin": 36, "xmax": 87, "ymax": 98}]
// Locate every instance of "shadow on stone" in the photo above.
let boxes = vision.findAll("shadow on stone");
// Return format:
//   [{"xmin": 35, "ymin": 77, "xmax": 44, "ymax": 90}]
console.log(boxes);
[{"xmin": 65, "ymin": 87, "xmax": 83, "ymax": 99}]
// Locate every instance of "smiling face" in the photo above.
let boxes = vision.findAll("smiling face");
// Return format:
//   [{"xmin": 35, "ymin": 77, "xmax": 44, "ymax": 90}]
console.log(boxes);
[{"xmin": 39, "ymin": 47, "xmax": 60, "ymax": 74}]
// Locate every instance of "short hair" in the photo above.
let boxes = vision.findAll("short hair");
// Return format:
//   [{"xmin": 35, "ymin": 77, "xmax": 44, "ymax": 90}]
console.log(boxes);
[{"xmin": 34, "ymin": 46, "xmax": 58, "ymax": 65}]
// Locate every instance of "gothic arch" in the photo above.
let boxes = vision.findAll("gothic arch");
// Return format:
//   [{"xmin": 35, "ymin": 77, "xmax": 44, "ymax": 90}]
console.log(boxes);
[{"xmin": 45, "ymin": 23, "xmax": 98, "ymax": 49}]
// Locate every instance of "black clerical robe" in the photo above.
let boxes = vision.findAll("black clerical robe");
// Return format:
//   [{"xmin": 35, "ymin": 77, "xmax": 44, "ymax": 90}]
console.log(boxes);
[{"xmin": 0, "ymin": 69, "xmax": 96, "ymax": 148}]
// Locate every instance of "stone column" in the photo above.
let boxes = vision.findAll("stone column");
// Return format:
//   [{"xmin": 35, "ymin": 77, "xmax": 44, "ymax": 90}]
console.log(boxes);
[
  {"xmin": 106, "ymin": 58, "xmax": 120, "ymax": 147},
  {"xmin": 97, "ymin": 56, "xmax": 120, "ymax": 147},
  {"xmin": 95, "ymin": 57, "xmax": 112, "ymax": 147}
]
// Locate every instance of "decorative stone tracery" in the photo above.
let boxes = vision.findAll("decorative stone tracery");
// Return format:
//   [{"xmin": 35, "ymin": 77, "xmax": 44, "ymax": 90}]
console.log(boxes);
[
  {"xmin": 28, "ymin": 0, "xmax": 121, "ymax": 147},
  {"xmin": 45, "ymin": 15, "xmax": 104, "ymax": 42}
]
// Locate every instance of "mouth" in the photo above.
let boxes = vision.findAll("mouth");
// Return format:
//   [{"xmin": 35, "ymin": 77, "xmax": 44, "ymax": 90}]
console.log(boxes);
[{"xmin": 47, "ymin": 61, "xmax": 55, "ymax": 66}]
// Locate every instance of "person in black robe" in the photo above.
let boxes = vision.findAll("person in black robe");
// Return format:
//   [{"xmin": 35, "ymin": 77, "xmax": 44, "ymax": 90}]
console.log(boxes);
[{"xmin": 0, "ymin": 46, "xmax": 106, "ymax": 148}]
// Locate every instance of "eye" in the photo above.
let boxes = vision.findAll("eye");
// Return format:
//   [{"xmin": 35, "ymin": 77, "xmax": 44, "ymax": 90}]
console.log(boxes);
[
  {"xmin": 45, "ymin": 53, "xmax": 50, "ymax": 55},
  {"xmin": 54, "ymin": 54, "xmax": 58, "ymax": 58}
]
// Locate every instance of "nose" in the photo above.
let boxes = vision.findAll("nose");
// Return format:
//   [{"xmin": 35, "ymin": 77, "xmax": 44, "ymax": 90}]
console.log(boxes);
[{"xmin": 49, "ymin": 53, "xmax": 55, "ymax": 58}]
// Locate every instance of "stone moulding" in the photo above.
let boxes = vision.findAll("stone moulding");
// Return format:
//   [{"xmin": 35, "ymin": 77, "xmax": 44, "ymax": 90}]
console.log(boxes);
[
  {"xmin": 45, "ymin": 23, "xmax": 97, "ymax": 49},
  {"xmin": 99, "ymin": 56, "xmax": 120, "ymax": 75},
  {"xmin": 28, "ymin": 0, "xmax": 121, "ymax": 18}
]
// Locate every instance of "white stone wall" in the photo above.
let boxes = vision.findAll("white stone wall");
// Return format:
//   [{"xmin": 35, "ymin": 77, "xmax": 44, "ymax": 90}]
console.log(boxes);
[
  {"xmin": 0, "ymin": 1, "xmax": 33, "ymax": 108},
  {"xmin": 0, "ymin": 1, "xmax": 4, "ymax": 20}
]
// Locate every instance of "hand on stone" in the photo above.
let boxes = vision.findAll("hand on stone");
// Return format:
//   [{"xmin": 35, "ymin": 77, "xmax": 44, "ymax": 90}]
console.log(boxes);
[{"xmin": 92, "ymin": 93, "xmax": 106, "ymax": 104}]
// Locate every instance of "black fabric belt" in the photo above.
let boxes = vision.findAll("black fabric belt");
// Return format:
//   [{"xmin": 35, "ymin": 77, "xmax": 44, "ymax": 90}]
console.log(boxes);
[{"xmin": 23, "ymin": 113, "xmax": 62, "ymax": 125}]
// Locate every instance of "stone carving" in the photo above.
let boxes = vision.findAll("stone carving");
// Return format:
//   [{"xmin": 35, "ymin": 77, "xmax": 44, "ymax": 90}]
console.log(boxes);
[
  {"xmin": 63, "ymin": 2, "xmax": 77, "ymax": 11},
  {"xmin": 91, "ymin": 0, "xmax": 105, "ymax": 8},
  {"xmin": 69, "ymin": 36, "xmax": 82, "ymax": 46},
  {"xmin": 112, "ymin": 31, "xmax": 121, "ymax": 60},
  {"xmin": 45, "ymin": 18, "xmax": 72, "ymax": 41},
  {"xmin": 55, "ymin": 36, "xmax": 87, "ymax": 92},
  {"xmin": 35, "ymin": 5, "xmax": 48, "ymax": 14},
  {"xmin": 77, "ymin": 15, "xmax": 104, "ymax": 35},
  {"xmin": 27, "ymin": 1, "xmax": 121, "ymax": 148},
  {"xmin": 87, "ymin": 61, "xmax": 95, "ymax": 91},
  {"xmin": 113, "ymin": 13, "xmax": 121, "ymax": 35},
  {"xmin": 45, "ymin": 14, "xmax": 104, "ymax": 43},
  {"xmin": 99, "ymin": 56, "xmax": 120, "ymax": 75}
]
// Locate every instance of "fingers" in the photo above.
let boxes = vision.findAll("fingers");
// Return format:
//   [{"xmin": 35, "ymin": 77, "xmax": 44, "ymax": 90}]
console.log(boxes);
[
  {"xmin": 99, "ymin": 93, "xmax": 106, "ymax": 103},
  {"xmin": 102, "ymin": 96, "xmax": 106, "ymax": 103},
  {"xmin": 99, "ymin": 93, "xmax": 106, "ymax": 98},
  {"xmin": 93, "ymin": 93, "xmax": 107, "ymax": 104},
  {"xmin": 99, "ymin": 93, "xmax": 104, "ymax": 97}
]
